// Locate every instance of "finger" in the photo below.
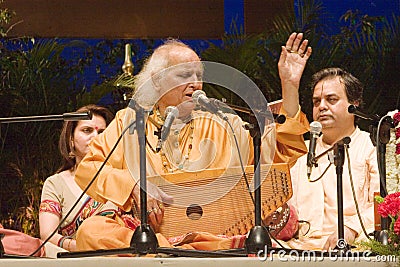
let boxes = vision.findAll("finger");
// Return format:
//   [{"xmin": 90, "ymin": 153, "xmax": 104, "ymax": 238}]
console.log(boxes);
[
  {"xmin": 297, "ymin": 38, "xmax": 308, "ymax": 55},
  {"xmin": 159, "ymin": 189, "xmax": 174, "ymax": 205},
  {"xmin": 147, "ymin": 209, "xmax": 157, "ymax": 225},
  {"xmin": 303, "ymin": 47, "xmax": 312, "ymax": 60},
  {"xmin": 158, "ymin": 202, "xmax": 165, "ymax": 211},
  {"xmin": 146, "ymin": 208, "xmax": 154, "ymax": 216},
  {"xmin": 145, "ymin": 197, "xmax": 157, "ymax": 211},
  {"xmin": 131, "ymin": 200, "xmax": 140, "ymax": 216},
  {"xmin": 329, "ymin": 239, "xmax": 337, "ymax": 250},
  {"xmin": 281, "ymin": 45, "xmax": 288, "ymax": 57},
  {"xmin": 146, "ymin": 205, "xmax": 163, "ymax": 228},
  {"xmin": 322, "ymin": 239, "xmax": 331, "ymax": 251},
  {"xmin": 148, "ymin": 198, "xmax": 159, "ymax": 211},
  {"xmin": 131, "ymin": 185, "xmax": 140, "ymax": 205},
  {"xmin": 291, "ymin": 32, "xmax": 303, "ymax": 51},
  {"xmin": 154, "ymin": 208, "xmax": 163, "ymax": 225},
  {"xmin": 285, "ymin": 32, "xmax": 297, "ymax": 50},
  {"xmin": 278, "ymin": 46, "xmax": 288, "ymax": 66},
  {"xmin": 322, "ymin": 242, "xmax": 328, "ymax": 251}
]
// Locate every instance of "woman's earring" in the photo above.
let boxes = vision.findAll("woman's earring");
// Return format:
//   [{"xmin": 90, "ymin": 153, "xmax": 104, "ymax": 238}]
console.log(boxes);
[
  {"xmin": 68, "ymin": 151, "xmax": 75, "ymax": 159},
  {"xmin": 69, "ymin": 141, "xmax": 76, "ymax": 159}
]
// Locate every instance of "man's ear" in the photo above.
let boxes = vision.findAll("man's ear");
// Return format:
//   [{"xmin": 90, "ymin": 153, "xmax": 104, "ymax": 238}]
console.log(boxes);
[
  {"xmin": 151, "ymin": 71, "xmax": 162, "ymax": 91},
  {"xmin": 352, "ymin": 101, "xmax": 360, "ymax": 107}
]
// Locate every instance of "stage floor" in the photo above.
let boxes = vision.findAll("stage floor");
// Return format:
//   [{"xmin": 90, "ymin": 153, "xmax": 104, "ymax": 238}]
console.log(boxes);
[{"xmin": 1, "ymin": 254, "xmax": 398, "ymax": 267}]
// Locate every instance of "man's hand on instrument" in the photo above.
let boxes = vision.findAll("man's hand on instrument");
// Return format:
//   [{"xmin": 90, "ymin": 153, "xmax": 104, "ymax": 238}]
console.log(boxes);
[{"xmin": 131, "ymin": 181, "xmax": 174, "ymax": 231}]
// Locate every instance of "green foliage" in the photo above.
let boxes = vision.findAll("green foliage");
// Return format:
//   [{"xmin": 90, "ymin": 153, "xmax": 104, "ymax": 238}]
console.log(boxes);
[
  {"xmin": 0, "ymin": 0, "xmax": 15, "ymax": 37},
  {"xmin": 0, "ymin": 38, "xmax": 81, "ymax": 235},
  {"xmin": 0, "ymin": 38, "xmax": 121, "ymax": 236},
  {"xmin": 201, "ymin": 24, "xmax": 268, "ymax": 107},
  {"xmin": 359, "ymin": 233, "xmax": 400, "ymax": 258},
  {"xmin": 201, "ymin": 0, "xmax": 400, "ymax": 123},
  {"xmin": 375, "ymin": 195, "xmax": 385, "ymax": 204},
  {"xmin": 0, "ymin": 36, "xmax": 154, "ymax": 236}
]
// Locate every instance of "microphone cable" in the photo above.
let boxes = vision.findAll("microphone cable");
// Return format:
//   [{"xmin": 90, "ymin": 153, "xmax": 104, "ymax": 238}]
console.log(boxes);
[
  {"xmin": 30, "ymin": 119, "xmax": 137, "ymax": 256},
  {"xmin": 224, "ymin": 117, "xmax": 254, "ymax": 205},
  {"xmin": 345, "ymin": 146, "xmax": 372, "ymax": 240},
  {"xmin": 308, "ymin": 163, "xmax": 332, "ymax": 183}
]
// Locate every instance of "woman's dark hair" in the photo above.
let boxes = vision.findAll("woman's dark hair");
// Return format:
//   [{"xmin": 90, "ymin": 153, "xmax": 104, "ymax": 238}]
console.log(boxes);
[
  {"xmin": 57, "ymin": 104, "xmax": 114, "ymax": 173},
  {"xmin": 310, "ymin": 67, "xmax": 364, "ymax": 107}
]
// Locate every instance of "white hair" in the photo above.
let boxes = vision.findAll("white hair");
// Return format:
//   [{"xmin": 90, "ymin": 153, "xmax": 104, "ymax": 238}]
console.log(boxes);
[{"xmin": 133, "ymin": 39, "xmax": 193, "ymax": 108}]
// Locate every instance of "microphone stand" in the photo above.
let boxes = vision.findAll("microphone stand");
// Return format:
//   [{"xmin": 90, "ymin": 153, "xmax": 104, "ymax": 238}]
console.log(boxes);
[
  {"xmin": 244, "ymin": 113, "xmax": 272, "ymax": 254},
  {"xmin": 127, "ymin": 99, "xmax": 159, "ymax": 254},
  {"xmin": 0, "ymin": 112, "xmax": 92, "ymax": 123},
  {"xmin": 369, "ymin": 119, "xmax": 392, "ymax": 245},
  {"xmin": 58, "ymin": 99, "xmax": 160, "ymax": 258},
  {"xmin": 313, "ymin": 137, "xmax": 351, "ymax": 253},
  {"xmin": 333, "ymin": 139, "xmax": 350, "ymax": 253},
  {"xmin": 348, "ymin": 104, "xmax": 393, "ymax": 244},
  {"xmin": 229, "ymin": 104, "xmax": 287, "ymax": 254}
]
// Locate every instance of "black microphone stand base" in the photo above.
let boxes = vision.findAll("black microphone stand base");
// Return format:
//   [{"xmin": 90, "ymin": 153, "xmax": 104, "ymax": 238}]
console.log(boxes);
[
  {"xmin": 244, "ymin": 225, "xmax": 272, "ymax": 254},
  {"xmin": 130, "ymin": 224, "xmax": 159, "ymax": 255},
  {"xmin": 374, "ymin": 229, "xmax": 389, "ymax": 246},
  {"xmin": 57, "ymin": 224, "xmax": 159, "ymax": 258}
]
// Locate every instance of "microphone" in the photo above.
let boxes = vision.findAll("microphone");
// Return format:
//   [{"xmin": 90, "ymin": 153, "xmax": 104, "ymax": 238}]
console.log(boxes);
[
  {"xmin": 156, "ymin": 106, "xmax": 179, "ymax": 152},
  {"xmin": 213, "ymin": 101, "xmax": 287, "ymax": 124},
  {"xmin": 307, "ymin": 121, "xmax": 323, "ymax": 178},
  {"xmin": 337, "ymin": 136, "xmax": 351, "ymax": 146},
  {"xmin": 62, "ymin": 111, "xmax": 92, "ymax": 121},
  {"xmin": 348, "ymin": 105, "xmax": 381, "ymax": 122},
  {"xmin": 0, "ymin": 111, "xmax": 93, "ymax": 124},
  {"xmin": 192, "ymin": 90, "xmax": 228, "ymax": 121}
]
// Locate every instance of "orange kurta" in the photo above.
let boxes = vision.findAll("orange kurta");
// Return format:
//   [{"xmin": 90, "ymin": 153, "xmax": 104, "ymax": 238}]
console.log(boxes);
[{"xmin": 75, "ymin": 107, "xmax": 309, "ymax": 251}]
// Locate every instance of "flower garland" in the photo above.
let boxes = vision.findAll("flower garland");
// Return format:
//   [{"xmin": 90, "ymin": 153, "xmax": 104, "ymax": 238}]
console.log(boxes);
[
  {"xmin": 360, "ymin": 192, "xmax": 400, "ymax": 256},
  {"xmin": 386, "ymin": 110, "xmax": 400, "ymax": 194},
  {"xmin": 377, "ymin": 192, "xmax": 400, "ymax": 235},
  {"xmin": 360, "ymin": 191, "xmax": 400, "ymax": 256}
]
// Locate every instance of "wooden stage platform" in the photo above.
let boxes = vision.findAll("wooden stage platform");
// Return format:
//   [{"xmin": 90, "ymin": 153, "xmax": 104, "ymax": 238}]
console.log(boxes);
[{"xmin": 1, "ymin": 251, "xmax": 398, "ymax": 267}]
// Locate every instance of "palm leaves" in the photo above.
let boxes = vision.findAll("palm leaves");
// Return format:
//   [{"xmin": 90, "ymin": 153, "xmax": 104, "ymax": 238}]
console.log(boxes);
[{"xmin": 201, "ymin": 0, "xmax": 400, "ymax": 121}]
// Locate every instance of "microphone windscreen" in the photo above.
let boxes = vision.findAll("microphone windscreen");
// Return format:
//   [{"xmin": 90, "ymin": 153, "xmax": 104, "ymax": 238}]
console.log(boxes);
[
  {"xmin": 165, "ymin": 106, "xmax": 179, "ymax": 118},
  {"xmin": 310, "ymin": 121, "xmax": 322, "ymax": 134},
  {"xmin": 192, "ymin": 90, "xmax": 206, "ymax": 104}
]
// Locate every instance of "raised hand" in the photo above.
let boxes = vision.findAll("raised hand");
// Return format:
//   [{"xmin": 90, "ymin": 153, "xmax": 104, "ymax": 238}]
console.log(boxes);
[
  {"xmin": 278, "ymin": 32, "xmax": 312, "ymax": 117},
  {"xmin": 278, "ymin": 32, "xmax": 312, "ymax": 85}
]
